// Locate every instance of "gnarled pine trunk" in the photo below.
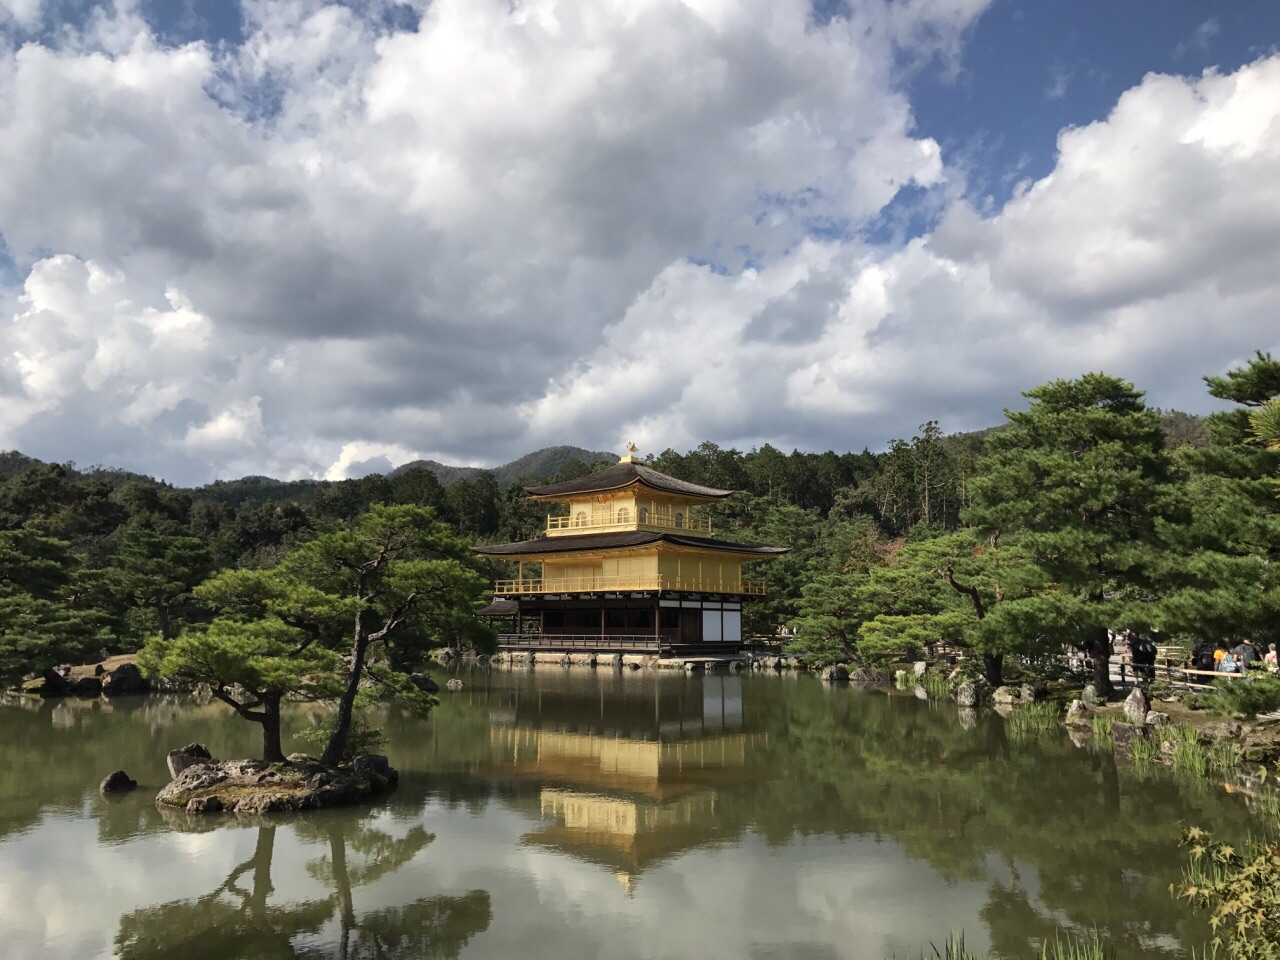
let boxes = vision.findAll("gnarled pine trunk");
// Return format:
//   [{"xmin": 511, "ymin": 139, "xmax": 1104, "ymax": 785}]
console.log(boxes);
[{"xmin": 321, "ymin": 614, "xmax": 370, "ymax": 767}]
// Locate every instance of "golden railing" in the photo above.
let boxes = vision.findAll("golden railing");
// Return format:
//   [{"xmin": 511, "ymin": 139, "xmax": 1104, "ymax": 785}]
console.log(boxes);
[
  {"xmin": 546, "ymin": 513, "xmax": 714, "ymax": 536},
  {"xmin": 493, "ymin": 576, "xmax": 766, "ymax": 596}
]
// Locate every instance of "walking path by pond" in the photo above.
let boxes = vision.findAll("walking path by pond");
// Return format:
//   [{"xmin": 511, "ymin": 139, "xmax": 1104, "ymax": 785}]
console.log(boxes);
[{"xmin": 0, "ymin": 668, "xmax": 1263, "ymax": 959}]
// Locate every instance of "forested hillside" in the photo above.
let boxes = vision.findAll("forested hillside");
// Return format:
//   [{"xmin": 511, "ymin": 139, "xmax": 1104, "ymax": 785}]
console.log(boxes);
[
  {"xmin": 4, "ymin": 370, "xmax": 1272, "ymax": 694},
  {"xmin": 390, "ymin": 445, "xmax": 616, "ymax": 487}
]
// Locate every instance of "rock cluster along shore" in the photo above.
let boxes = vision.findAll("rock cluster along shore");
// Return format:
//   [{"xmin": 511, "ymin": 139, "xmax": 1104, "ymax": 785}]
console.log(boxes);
[
  {"xmin": 22, "ymin": 660, "xmax": 158, "ymax": 697},
  {"xmin": 155, "ymin": 743, "xmax": 399, "ymax": 816}
]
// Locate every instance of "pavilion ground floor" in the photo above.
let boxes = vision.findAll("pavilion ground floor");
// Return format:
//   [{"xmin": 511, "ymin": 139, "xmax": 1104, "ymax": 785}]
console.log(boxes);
[{"xmin": 483, "ymin": 592, "xmax": 750, "ymax": 657}]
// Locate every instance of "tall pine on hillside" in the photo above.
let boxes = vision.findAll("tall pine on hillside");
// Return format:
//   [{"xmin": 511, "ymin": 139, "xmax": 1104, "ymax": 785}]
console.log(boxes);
[{"xmin": 964, "ymin": 374, "xmax": 1174, "ymax": 696}]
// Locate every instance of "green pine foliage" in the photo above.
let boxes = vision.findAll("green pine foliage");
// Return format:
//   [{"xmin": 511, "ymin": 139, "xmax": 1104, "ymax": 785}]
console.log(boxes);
[
  {"xmin": 1158, "ymin": 353, "xmax": 1280, "ymax": 649},
  {"xmin": 141, "ymin": 505, "xmax": 493, "ymax": 763},
  {"xmin": 1203, "ymin": 674, "xmax": 1280, "ymax": 720},
  {"xmin": 963, "ymin": 374, "xmax": 1176, "ymax": 696},
  {"xmin": 0, "ymin": 527, "xmax": 110, "ymax": 684}
]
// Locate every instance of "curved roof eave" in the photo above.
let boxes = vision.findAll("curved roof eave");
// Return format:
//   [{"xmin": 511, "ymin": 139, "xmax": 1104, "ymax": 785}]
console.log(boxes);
[
  {"xmin": 524, "ymin": 462, "xmax": 733, "ymax": 501},
  {"xmin": 472, "ymin": 530, "xmax": 788, "ymax": 558}
]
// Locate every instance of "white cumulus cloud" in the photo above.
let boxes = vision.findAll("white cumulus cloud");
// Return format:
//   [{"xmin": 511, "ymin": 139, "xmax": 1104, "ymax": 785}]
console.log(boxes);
[{"xmin": 0, "ymin": 2, "xmax": 1277, "ymax": 482}]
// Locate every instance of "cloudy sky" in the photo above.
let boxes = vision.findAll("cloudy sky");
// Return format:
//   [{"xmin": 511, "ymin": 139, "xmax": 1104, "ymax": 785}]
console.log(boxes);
[{"xmin": 1, "ymin": 0, "xmax": 1278, "ymax": 484}]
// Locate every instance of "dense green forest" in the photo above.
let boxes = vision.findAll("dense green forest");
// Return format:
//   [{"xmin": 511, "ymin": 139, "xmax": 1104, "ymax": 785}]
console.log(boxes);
[{"xmin": 1, "ymin": 353, "xmax": 1276, "ymax": 696}]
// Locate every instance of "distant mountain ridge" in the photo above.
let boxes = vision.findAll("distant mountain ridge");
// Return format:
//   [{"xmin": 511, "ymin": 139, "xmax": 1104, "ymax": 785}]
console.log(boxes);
[
  {"xmin": 1, "ymin": 411, "xmax": 1208, "ymax": 498},
  {"xmin": 390, "ymin": 445, "xmax": 617, "ymax": 487}
]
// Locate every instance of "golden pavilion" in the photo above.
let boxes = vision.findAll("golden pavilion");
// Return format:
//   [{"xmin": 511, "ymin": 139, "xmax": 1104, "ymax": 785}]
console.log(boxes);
[{"xmin": 473, "ymin": 447, "xmax": 786, "ymax": 655}]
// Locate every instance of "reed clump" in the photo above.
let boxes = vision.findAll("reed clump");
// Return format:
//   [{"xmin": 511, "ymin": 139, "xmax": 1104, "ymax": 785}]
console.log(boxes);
[
  {"xmin": 892, "ymin": 930, "xmax": 1113, "ymax": 959},
  {"xmin": 920, "ymin": 672, "xmax": 952, "ymax": 701},
  {"xmin": 1152, "ymin": 724, "xmax": 1238, "ymax": 776},
  {"xmin": 1007, "ymin": 701, "xmax": 1061, "ymax": 740}
]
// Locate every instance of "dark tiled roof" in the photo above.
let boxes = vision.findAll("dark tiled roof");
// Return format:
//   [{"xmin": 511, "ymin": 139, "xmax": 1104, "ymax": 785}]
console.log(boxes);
[
  {"xmin": 477, "ymin": 598, "xmax": 520, "ymax": 616},
  {"xmin": 473, "ymin": 530, "xmax": 788, "ymax": 557},
  {"xmin": 524, "ymin": 462, "xmax": 733, "ymax": 500}
]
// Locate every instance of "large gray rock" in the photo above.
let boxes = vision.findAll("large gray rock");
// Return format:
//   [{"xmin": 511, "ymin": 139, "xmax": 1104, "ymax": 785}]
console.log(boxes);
[
  {"xmin": 156, "ymin": 763, "xmax": 233, "ymax": 806},
  {"xmin": 1081, "ymin": 683, "xmax": 1103, "ymax": 706},
  {"xmin": 955, "ymin": 681, "xmax": 981, "ymax": 708},
  {"xmin": 820, "ymin": 664, "xmax": 849, "ymax": 682},
  {"xmin": 71, "ymin": 676, "xmax": 102, "ymax": 696},
  {"xmin": 992, "ymin": 685, "xmax": 1020, "ymax": 705},
  {"xmin": 849, "ymin": 666, "xmax": 889, "ymax": 685},
  {"xmin": 913, "ymin": 661, "xmax": 928, "ymax": 678},
  {"xmin": 1064, "ymin": 701, "xmax": 1095, "ymax": 727},
  {"xmin": 233, "ymin": 792, "xmax": 308, "ymax": 815},
  {"xmin": 1200, "ymin": 721, "xmax": 1243, "ymax": 741},
  {"xmin": 1123, "ymin": 687, "xmax": 1150, "ymax": 725},
  {"xmin": 186, "ymin": 796, "xmax": 223, "ymax": 814},
  {"xmin": 352, "ymin": 754, "xmax": 398, "ymax": 785},
  {"xmin": 1019, "ymin": 683, "xmax": 1046, "ymax": 702},
  {"xmin": 101, "ymin": 662, "xmax": 149, "ymax": 695},
  {"xmin": 1144, "ymin": 711, "xmax": 1171, "ymax": 727},
  {"xmin": 100, "ymin": 770, "xmax": 137, "ymax": 794},
  {"xmin": 167, "ymin": 743, "xmax": 215, "ymax": 780},
  {"xmin": 408, "ymin": 673, "xmax": 440, "ymax": 694},
  {"xmin": 1065, "ymin": 699, "xmax": 1094, "ymax": 727},
  {"xmin": 1110, "ymin": 721, "xmax": 1147, "ymax": 749},
  {"xmin": 27, "ymin": 669, "xmax": 71, "ymax": 696}
]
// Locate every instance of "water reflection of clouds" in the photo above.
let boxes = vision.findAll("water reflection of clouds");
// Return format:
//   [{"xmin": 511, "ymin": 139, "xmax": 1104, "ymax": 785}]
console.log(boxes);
[
  {"xmin": 413, "ymin": 801, "xmax": 996, "ymax": 960},
  {"xmin": 0, "ymin": 798, "xmax": 994, "ymax": 960},
  {"xmin": 0, "ymin": 814, "xmax": 262, "ymax": 958}
]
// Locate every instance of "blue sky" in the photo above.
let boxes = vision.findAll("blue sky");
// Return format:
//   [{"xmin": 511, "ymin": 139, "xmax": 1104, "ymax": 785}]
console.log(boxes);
[
  {"xmin": 0, "ymin": 0, "xmax": 1279, "ymax": 482},
  {"xmin": 908, "ymin": 1, "xmax": 1279, "ymax": 204}
]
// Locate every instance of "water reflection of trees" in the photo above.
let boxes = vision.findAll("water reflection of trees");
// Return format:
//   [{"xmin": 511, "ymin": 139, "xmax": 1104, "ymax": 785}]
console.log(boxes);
[
  {"xmin": 0, "ymin": 695, "xmax": 269, "ymax": 841},
  {"xmin": 405, "ymin": 673, "xmax": 1251, "ymax": 959},
  {"xmin": 737, "ymin": 687, "xmax": 1241, "ymax": 959},
  {"xmin": 114, "ymin": 816, "xmax": 491, "ymax": 959}
]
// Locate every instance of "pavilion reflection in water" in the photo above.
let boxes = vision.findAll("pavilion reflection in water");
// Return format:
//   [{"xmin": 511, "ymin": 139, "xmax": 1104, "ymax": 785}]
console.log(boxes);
[{"xmin": 478, "ymin": 671, "xmax": 766, "ymax": 888}]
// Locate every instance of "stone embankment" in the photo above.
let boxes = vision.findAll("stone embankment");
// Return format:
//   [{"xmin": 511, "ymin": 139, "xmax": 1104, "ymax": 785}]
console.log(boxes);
[
  {"xmin": 155, "ymin": 743, "xmax": 398, "ymax": 816},
  {"xmin": 1064, "ymin": 686, "xmax": 1280, "ymax": 766},
  {"xmin": 480, "ymin": 649, "xmax": 869, "ymax": 679}
]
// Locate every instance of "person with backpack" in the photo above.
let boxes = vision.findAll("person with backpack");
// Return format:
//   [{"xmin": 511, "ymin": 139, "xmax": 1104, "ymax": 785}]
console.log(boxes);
[
  {"xmin": 1231, "ymin": 636, "xmax": 1262, "ymax": 671},
  {"xmin": 1191, "ymin": 639, "xmax": 1217, "ymax": 673},
  {"xmin": 1128, "ymin": 631, "xmax": 1158, "ymax": 683}
]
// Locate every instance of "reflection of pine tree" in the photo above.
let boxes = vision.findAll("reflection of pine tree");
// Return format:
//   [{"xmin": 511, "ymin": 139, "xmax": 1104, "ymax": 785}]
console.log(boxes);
[
  {"xmin": 114, "ymin": 826, "xmax": 332, "ymax": 958},
  {"xmin": 113, "ymin": 818, "xmax": 491, "ymax": 960}
]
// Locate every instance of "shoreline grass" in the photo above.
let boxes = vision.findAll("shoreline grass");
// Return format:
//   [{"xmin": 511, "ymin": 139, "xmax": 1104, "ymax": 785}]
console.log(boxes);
[{"xmin": 890, "ymin": 930, "xmax": 1113, "ymax": 960}]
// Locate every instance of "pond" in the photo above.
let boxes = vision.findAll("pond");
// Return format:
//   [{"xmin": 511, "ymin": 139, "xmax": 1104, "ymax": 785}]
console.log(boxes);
[{"xmin": 0, "ymin": 667, "xmax": 1260, "ymax": 959}]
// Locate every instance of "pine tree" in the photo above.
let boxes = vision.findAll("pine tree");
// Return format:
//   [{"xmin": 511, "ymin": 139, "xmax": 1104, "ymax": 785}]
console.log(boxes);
[
  {"xmin": 0, "ymin": 527, "xmax": 109, "ymax": 685},
  {"xmin": 1157, "ymin": 353, "xmax": 1280, "ymax": 647},
  {"xmin": 142, "ymin": 505, "xmax": 493, "ymax": 764},
  {"xmin": 855, "ymin": 532, "xmax": 1048, "ymax": 685},
  {"xmin": 964, "ymin": 374, "xmax": 1174, "ymax": 696}
]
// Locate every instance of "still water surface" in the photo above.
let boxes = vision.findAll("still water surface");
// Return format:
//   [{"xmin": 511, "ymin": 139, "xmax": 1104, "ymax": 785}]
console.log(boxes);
[{"xmin": 0, "ymin": 668, "xmax": 1260, "ymax": 959}]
